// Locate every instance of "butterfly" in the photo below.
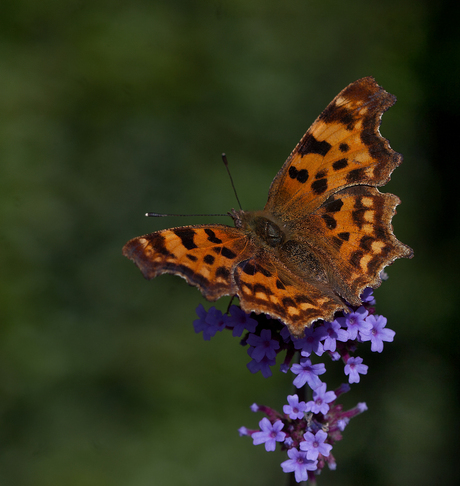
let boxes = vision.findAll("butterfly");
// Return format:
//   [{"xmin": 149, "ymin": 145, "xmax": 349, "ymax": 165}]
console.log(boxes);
[{"xmin": 123, "ymin": 76, "xmax": 413, "ymax": 337}]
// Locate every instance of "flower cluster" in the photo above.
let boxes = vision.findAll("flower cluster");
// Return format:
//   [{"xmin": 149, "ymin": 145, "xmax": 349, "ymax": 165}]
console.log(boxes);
[{"xmin": 193, "ymin": 287, "xmax": 395, "ymax": 483}]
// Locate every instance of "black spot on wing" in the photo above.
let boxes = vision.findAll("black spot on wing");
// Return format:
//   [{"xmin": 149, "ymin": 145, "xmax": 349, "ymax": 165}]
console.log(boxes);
[
  {"xmin": 322, "ymin": 214, "xmax": 337, "ymax": 229},
  {"xmin": 204, "ymin": 228, "xmax": 223, "ymax": 244},
  {"xmin": 315, "ymin": 169, "xmax": 328, "ymax": 179},
  {"xmin": 339, "ymin": 143, "xmax": 350, "ymax": 152},
  {"xmin": 186, "ymin": 254, "xmax": 198, "ymax": 262},
  {"xmin": 311, "ymin": 178, "xmax": 328, "ymax": 195},
  {"xmin": 221, "ymin": 246, "xmax": 237, "ymax": 259},
  {"xmin": 323, "ymin": 198, "xmax": 343, "ymax": 213},
  {"xmin": 241, "ymin": 262, "xmax": 256, "ymax": 275},
  {"xmin": 332, "ymin": 158, "xmax": 348, "ymax": 171},
  {"xmin": 289, "ymin": 166, "xmax": 309, "ymax": 184},
  {"xmin": 276, "ymin": 279, "xmax": 285, "ymax": 290},
  {"xmin": 338, "ymin": 232, "xmax": 350, "ymax": 241},
  {"xmin": 346, "ymin": 167, "xmax": 366, "ymax": 184},
  {"xmin": 173, "ymin": 228, "xmax": 197, "ymax": 250},
  {"xmin": 204, "ymin": 254, "xmax": 215, "ymax": 265},
  {"xmin": 298, "ymin": 133, "xmax": 332, "ymax": 157}
]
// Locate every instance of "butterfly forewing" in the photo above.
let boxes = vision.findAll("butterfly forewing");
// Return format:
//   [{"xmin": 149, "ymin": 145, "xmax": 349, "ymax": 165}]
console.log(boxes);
[
  {"xmin": 123, "ymin": 225, "xmax": 253, "ymax": 301},
  {"xmin": 265, "ymin": 76, "xmax": 402, "ymax": 221}
]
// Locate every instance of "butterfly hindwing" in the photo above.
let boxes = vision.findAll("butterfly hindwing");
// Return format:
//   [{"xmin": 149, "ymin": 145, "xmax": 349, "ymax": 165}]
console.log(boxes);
[
  {"xmin": 287, "ymin": 185, "xmax": 413, "ymax": 305},
  {"xmin": 233, "ymin": 256, "xmax": 346, "ymax": 335}
]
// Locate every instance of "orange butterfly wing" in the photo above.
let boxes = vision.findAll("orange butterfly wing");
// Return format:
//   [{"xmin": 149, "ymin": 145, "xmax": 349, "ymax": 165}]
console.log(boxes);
[
  {"xmin": 265, "ymin": 76, "xmax": 403, "ymax": 219},
  {"xmin": 123, "ymin": 225, "xmax": 253, "ymax": 301}
]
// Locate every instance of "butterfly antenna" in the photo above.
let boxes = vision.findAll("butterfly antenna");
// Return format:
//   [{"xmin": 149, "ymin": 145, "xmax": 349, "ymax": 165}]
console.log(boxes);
[
  {"xmin": 146, "ymin": 212, "xmax": 228, "ymax": 217},
  {"xmin": 222, "ymin": 153, "xmax": 243, "ymax": 210}
]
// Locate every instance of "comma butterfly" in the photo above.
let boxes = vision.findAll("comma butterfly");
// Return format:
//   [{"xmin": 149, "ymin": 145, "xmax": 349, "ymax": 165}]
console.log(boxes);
[{"xmin": 123, "ymin": 77, "xmax": 413, "ymax": 336}]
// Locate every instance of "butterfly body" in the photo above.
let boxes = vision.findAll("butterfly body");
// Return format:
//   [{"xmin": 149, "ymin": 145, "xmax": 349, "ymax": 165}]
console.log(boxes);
[{"xmin": 123, "ymin": 77, "xmax": 413, "ymax": 336}]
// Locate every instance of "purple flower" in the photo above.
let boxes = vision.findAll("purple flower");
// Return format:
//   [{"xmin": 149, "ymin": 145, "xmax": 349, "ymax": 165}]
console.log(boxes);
[
  {"xmin": 247, "ymin": 353, "xmax": 276, "ymax": 378},
  {"xmin": 306, "ymin": 383, "xmax": 337, "ymax": 415},
  {"xmin": 291, "ymin": 356, "xmax": 326, "ymax": 389},
  {"xmin": 283, "ymin": 394, "xmax": 308, "ymax": 420},
  {"xmin": 336, "ymin": 306, "xmax": 371, "ymax": 340},
  {"xmin": 193, "ymin": 305, "xmax": 226, "ymax": 340},
  {"xmin": 238, "ymin": 426, "xmax": 249, "ymax": 436},
  {"xmin": 250, "ymin": 403, "xmax": 259, "ymax": 412},
  {"xmin": 360, "ymin": 287, "xmax": 376, "ymax": 304},
  {"xmin": 357, "ymin": 402, "xmax": 368, "ymax": 413},
  {"xmin": 300, "ymin": 429, "xmax": 333, "ymax": 460},
  {"xmin": 284, "ymin": 436, "xmax": 294, "ymax": 447},
  {"xmin": 224, "ymin": 305, "xmax": 257, "ymax": 337},
  {"xmin": 360, "ymin": 314, "xmax": 395, "ymax": 352},
  {"xmin": 280, "ymin": 326, "xmax": 292, "ymax": 342},
  {"xmin": 344, "ymin": 356, "xmax": 368, "ymax": 383},
  {"xmin": 252, "ymin": 417, "xmax": 286, "ymax": 451},
  {"xmin": 247, "ymin": 329, "xmax": 280, "ymax": 362},
  {"xmin": 322, "ymin": 320, "xmax": 349, "ymax": 352},
  {"xmin": 294, "ymin": 326, "xmax": 326, "ymax": 356},
  {"xmin": 280, "ymin": 448, "xmax": 318, "ymax": 482},
  {"xmin": 337, "ymin": 417, "xmax": 350, "ymax": 431}
]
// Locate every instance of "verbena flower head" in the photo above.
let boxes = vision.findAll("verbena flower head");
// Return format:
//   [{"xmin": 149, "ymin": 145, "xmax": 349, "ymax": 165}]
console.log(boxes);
[{"xmin": 193, "ymin": 285, "xmax": 396, "ymax": 483}]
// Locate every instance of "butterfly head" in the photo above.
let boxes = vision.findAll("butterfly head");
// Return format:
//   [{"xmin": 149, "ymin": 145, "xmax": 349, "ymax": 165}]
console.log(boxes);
[{"xmin": 230, "ymin": 208, "xmax": 286, "ymax": 249}]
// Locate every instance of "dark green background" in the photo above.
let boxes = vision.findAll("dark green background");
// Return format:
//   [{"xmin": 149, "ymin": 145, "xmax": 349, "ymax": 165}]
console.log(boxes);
[{"xmin": 1, "ymin": 1, "xmax": 458, "ymax": 485}]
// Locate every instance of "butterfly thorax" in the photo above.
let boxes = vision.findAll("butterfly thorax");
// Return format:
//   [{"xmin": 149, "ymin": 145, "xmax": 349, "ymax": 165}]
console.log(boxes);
[{"xmin": 230, "ymin": 208, "xmax": 286, "ymax": 248}]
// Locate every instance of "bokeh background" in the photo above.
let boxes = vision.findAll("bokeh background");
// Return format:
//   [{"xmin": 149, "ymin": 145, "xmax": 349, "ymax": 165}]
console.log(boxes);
[{"xmin": 1, "ymin": 1, "xmax": 459, "ymax": 485}]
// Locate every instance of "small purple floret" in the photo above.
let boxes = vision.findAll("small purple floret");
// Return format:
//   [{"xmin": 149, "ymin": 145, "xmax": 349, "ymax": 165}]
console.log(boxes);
[
  {"xmin": 344, "ymin": 356, "xmax": 368, "ymax": 384},
  {"xmin": 283, "ymin": 394, "xmax": 308, "ymax": 420},
  {"xmin": 224, "ymin": 305, "xmax": 257, "ymax": 337},
  {"xmin": 247, "ymin": 329, "xmax": 280, "ymax": 362},
  {"xmin": 300, "ymin": 429, "xmax": 333, "ymax": 460},
  {"xmin": 360, "ymin": 314, "xmax": 395, "ymax": 352},
  {"xmin": 252, "ymin": 417, "xmax": 286, "ymax": 451},
  {"xmin": 291, "ymin": 357, "xmax": 326, "ymax": 389},
  {"xmin": 280, "ymin": 448, "xmax": 318, "ymax": 483},
  {"xmin": 306, "ymin": 383, "xmax": 337, "ymax": 415},
  {"xmin": 336, "ymin": 306, "xmax": 371, "ymax": 340}
]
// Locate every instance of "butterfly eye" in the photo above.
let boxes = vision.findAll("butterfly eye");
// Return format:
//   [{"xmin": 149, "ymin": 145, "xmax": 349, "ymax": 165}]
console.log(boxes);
[
  {"xmin": 265, "ymin": 221, "xmax": 281, "ymax": 241},
  {"xmin": 261, "ymin": 218, "xmax": 285, "ymax": 247}
]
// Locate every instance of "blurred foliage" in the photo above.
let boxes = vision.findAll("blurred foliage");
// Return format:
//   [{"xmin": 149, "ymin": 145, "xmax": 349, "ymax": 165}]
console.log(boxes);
[{"xmin": 0, "ymin": 0, "xmax": 459, "ymax": 485}]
